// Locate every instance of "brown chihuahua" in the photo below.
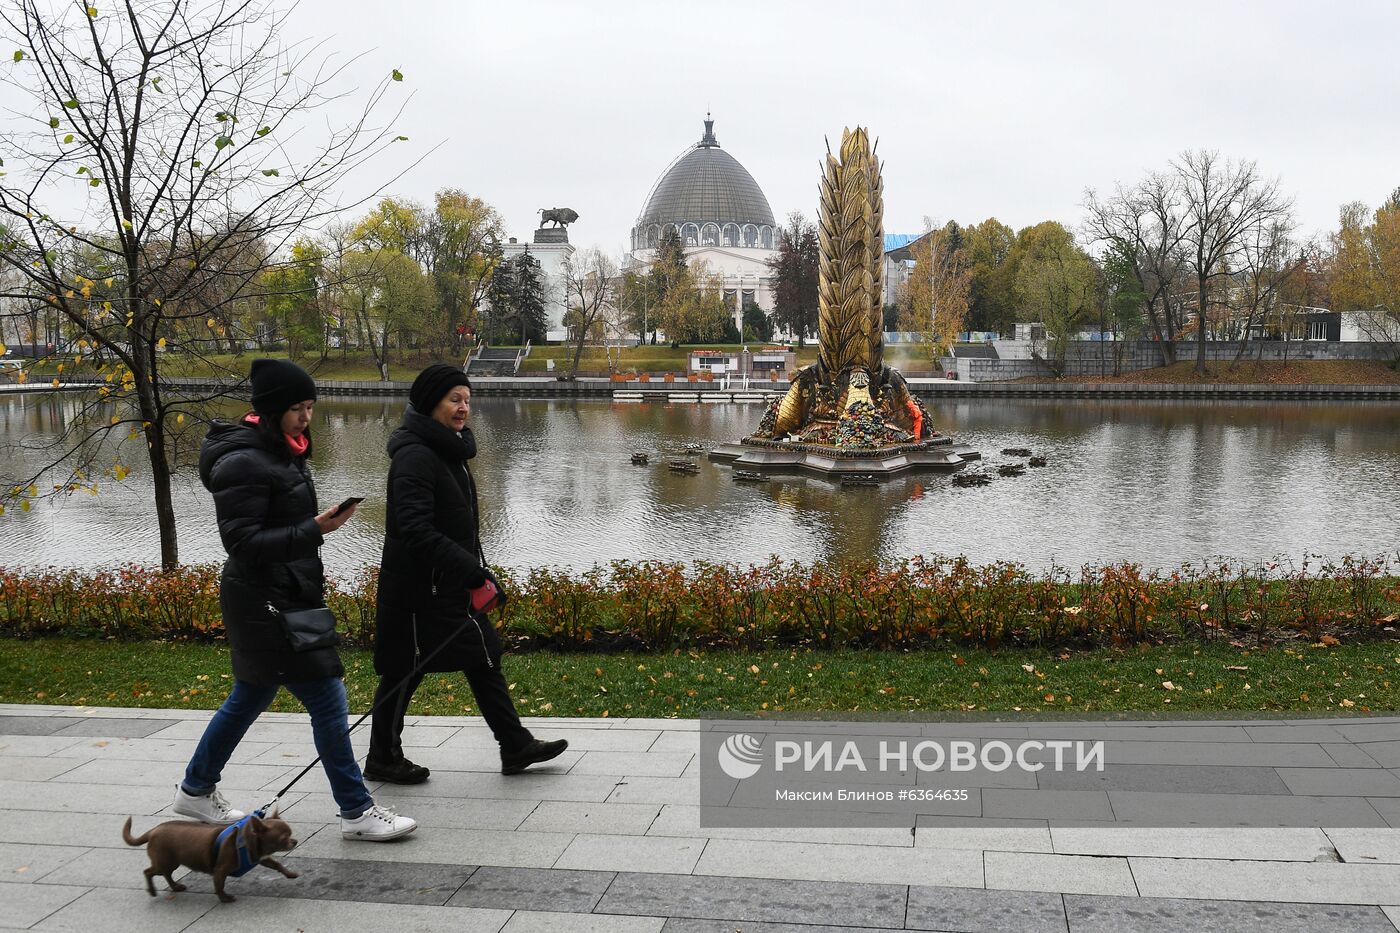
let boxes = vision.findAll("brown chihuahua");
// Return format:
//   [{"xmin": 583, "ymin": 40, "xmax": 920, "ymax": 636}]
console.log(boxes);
[{"xmin": 121, "ymin": 809, "xmax": 299, "ymax": 903}]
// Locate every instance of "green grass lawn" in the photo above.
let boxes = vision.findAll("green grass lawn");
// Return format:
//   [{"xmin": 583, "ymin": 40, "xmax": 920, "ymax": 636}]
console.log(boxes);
[
  {"xmin": 2, "ymin": 637, "xmax": 1395, "ymax": 717},
  {"xmin": 13, "ymin": 346, "xmax": 950, "ymax": 382}
]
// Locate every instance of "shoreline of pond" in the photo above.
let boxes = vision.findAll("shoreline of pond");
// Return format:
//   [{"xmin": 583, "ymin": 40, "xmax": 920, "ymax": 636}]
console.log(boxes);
[{"xmin": 10, "ymin": 374, "xmax": 1400, "ymax": 401}]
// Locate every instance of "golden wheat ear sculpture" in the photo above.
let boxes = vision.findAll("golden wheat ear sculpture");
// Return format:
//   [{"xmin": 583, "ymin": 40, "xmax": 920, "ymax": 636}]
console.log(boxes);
[{"xmin": 816, "ymin": 126, "xmax": 885, "ymax": 379}]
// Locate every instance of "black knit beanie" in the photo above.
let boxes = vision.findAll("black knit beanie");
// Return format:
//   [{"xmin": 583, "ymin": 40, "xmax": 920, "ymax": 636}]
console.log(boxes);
[
  {"xmin": 249, "ymin": 358, "xmax": 317, "ymax": 416},
  {"xmin": 410, "ymin": 364, "xmax": 472, "ymax": 414}
]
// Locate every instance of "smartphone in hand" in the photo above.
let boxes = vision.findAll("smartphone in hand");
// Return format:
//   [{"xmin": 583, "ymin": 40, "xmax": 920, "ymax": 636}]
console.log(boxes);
[{"xmin": 330, "ymin": 496, "xmax": 364, "ymax": 518}]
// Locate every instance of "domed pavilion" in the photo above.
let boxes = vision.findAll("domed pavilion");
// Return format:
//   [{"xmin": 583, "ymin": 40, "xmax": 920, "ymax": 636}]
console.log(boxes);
[{"xmin": 627, "ymin": 116, "xmax": 781, "ymax": 330}]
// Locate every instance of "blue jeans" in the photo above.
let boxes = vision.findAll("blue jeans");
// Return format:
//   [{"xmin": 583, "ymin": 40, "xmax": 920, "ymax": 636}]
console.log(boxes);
[{"xmin": 182, "ymin": 678, "xmax": 373, "ymax": 819}]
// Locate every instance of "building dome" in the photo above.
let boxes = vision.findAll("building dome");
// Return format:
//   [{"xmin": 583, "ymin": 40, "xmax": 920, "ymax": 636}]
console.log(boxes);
[{"xmin": 632, "ymin": 116, "xmax": 777, "ymax": 253}]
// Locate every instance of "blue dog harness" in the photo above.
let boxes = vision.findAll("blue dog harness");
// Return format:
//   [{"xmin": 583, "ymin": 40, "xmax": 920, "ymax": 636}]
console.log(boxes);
[{"xmin": 213, "ymin": 811, "xmax": 262, "ymax": 878}]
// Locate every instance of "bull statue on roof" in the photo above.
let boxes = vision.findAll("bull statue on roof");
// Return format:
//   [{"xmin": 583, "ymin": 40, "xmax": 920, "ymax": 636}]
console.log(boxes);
[{"xmin": 538, "ymin": 207, "xmax": 579, "ymax": 229}]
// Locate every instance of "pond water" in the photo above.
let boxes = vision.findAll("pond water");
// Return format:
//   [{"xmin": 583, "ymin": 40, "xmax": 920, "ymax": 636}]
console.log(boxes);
[{"xmin": 1, "ymin": 393, "xmax": 1397, "ymax": 576}]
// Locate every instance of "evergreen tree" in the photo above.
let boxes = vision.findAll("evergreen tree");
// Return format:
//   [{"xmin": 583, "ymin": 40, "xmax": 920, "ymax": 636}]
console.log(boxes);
[
  {"xmin": 485, "ymin": 255, "xmax": 518, "ymax": 344},
  {"xmin": 742, "ymin": 300, "xmax": 773, "ymax": 342},
  {"xmin": 510, "ymin": 252, "xmax": 549, "ymax": 344},
  {"xmin": 766, "ymin": 213, "xmax": 820, "ymax": 346}
]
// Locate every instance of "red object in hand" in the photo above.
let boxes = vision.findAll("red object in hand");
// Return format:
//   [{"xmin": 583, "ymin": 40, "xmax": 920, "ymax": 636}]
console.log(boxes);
[{"xmin": 469, "ymin": 579, "xmax": 502, "ymax": 612}]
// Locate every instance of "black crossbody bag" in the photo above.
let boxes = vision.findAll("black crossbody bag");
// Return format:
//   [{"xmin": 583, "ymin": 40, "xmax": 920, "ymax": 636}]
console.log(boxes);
[{"xmin": 266, "ymin": 602, "xmax": 339, "ymax": 652}]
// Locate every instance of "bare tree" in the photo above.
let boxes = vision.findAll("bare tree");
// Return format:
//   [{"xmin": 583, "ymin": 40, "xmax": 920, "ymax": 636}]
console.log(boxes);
[
  {"xmin": 0, "ymin": 0, "xmax": 410, "ymax": 567},
  {"xmin": 1083, "ymin": 172, "xmax": 1190, "ymax": 364},
  {"xmin": 1173, "ymin": 151, "xmax": 1292, "ymax": 374},
  {"xmin": 561, "ymin": 248, "xmax": 617, "ymax": 378},
  {"xmin": 1228, "ymin": 218, "xmax": 1298, "ymax": 363}
]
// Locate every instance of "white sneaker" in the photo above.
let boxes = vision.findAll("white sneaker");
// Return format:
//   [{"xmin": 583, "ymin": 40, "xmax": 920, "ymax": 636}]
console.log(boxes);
[
  {"xmin": 340, "ymin": 804, "xmax": 416, "ymax": 841},
  {"xmin": 171, "ymin": 786, "xmax": 245, "ymax": 825}
]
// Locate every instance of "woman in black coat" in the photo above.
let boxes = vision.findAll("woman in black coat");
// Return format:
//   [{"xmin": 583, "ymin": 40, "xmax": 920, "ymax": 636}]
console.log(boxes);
[
  {"xmin": 367, "ymin": 364, "xmax": 567, "ymax": 782},
  {"xmin": 176, "ymin": 359, "xmax": 416, "ymax": 841}
]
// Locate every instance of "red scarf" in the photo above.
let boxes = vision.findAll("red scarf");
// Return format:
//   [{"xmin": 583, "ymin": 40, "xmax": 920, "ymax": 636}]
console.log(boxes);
[{"xmin": 243, "ymin": 413, "xmax": 309, "ymax": 455}]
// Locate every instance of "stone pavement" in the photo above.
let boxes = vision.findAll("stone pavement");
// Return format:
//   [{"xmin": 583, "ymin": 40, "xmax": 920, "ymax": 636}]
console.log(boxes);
[{"xmin": 1, "ymin": 703, "xmax": 1398, "ymax": 932}]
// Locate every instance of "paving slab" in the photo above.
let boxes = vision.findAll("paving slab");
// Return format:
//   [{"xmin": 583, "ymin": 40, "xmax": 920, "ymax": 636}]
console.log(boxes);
[
  {"xmin": 293, "ymin": 826, "xmax": 575, "ymax": 868},
  {"xmin": 1334, "ymin": 723, "xmax": 1400, "ymax": 744},
  {"xmin": 1244, "ymin": 725, "xmax": 1349, "ymax": 744},
  {"xmin": 0, "ymin": 881, "xmax": 87, "ymax": 928},
  {"xmin": 981, "ymin": 789, "xmax": 1114, "ymax": 822},
  {"xmin": 1049, "ymin": 827, "xmax": 1333, "ymax": 861},
  {"xmin": 1324, "ymin": 743, "xmax": 1384, "ymax": 768},
  {"xmin": 177, "ymin": 893, "xmax": 511, "ymax": 931},
  {"xmin": 446, "ymin": 865, "xmax": 614, "ymax": 912},
  {"xmin": 1064, "ymin": 892, "xmax": 1397, "ymax": 932},
  {"xmin": 983, "ymin": 852, "xmax": 1137, "ymax": 896},
  {"xmin": 1322, "ymin": 827, "xmax": 1400, "ymax": 864},
  {"xmin": 0, "ymin": 737, "xmax": 89, "ymax": 758},
  {"xmin": 31, "ymin": 886, "xmax": 215, "ymax": 932},
  {"xmin": 181, "ymin": 854, "xmax": 474, "ymax": 904},
  {"xmin": 50, "ymin": 758, "xmax": 292, "ymax": 792},
  {"xmin": 914, "ymin": 817, "xmax": 1054, "ymax": 853},
  {"xmin": 595, "ymin": 871, "xmax": 907, "ymax": 928},
  {"xmin": 568, "ymin": 751, "xmax": 694, "ymax": 777},
  {"xmin": 693, "ymin": 837, "xmax": 982, "ymax": 887},
  {"xmin": 606, "ymin": 777, "xmax": 704, "ymax": 806},
  {"xmin": 51, "ymin": 718, "xmax": 179, "ymax": 739},
  {"xmin": 0, "ymin": 779, "xmax": 173, "ymax": 817},
  {"xmin": 1359, "ymin": 742, "xmax": 1400, "ymax": 769},
  {"xmin": 652, "ymin": 803, "xmax": 912, "ymax": 847},
  {"xmin": 280, "ymin": 791, "xmax": 537, "ymax": 831},
  {"xmin": 1096, "ymin": 740, "xmax": 1336, "ymax": 768},
  {"xmin": 503, "ymin": 728, "xmax": 663, "ymax": 752},
  {"xmin": 518, "ymin": 799, "xmax": 661, "ymax": 835},
  {"xmin": 0, "ymin": 756, "xmax": 81, "ymax": 783},
  {"xmin": 501, "ymin": 911, "xmax": 664, "ymax": 933},
  {"xmin": 0, "ymin": 811, "xmax": 140, "ymax": 849},
  {"xmin": 553, "ymin": 833, "xmax": 705, "ymax": 874},
  {"xmin": 0, "ymin": 717, "xmax": 86, "ymax": 736},
  {"xmin": 1037, "ymin": 763, "xmax": 1289, "ymax": 795},
  {"xmin": 0, "ymin": 843, "xmax": 88, "ymax": 884},
  {"xmin": 905, "ymin": 883, "xmax": 1068, "ymax": 932},
  {"xmin": 1129, "ymin": 856, "xmax": 1400, "ymax": 904},
  {"xmin": 647, "ymin": 732, "xmax": 703, "ymax": 755},
  {"xmin": 33, "ymin": 845, "xmax": 188, "ymax": 890},
  {"xmin": 375, "ymin": 770, "xmax": 619, "ymax": 802},
  {"xmin": 1276, "ymin": 767, "xmax": 1400, "ymax": 797},
  {"xmin": 1370, "ymin": 797, "xmax": 1400, "ymax": 827},
  {"xmin": 657, "ymin": 923, "xmax": 896, "ymax": 933},
  {"xmin": 1103, "ymin": 790, "xmax": 1388, "ymax": 827},
  {"xmin": 45, "ymin": 736, "xmax": 276, "ymax": 765}
]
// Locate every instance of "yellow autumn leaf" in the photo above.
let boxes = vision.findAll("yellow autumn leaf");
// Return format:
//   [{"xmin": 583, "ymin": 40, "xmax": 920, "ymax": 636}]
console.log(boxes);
[
  {"xmin": 20, "ymin": 500, "xmax": 30, "ymax": 513},
  {"xmin": 157, "ymin": 337, "xmax": 166, "ymax": 349},
  {"xmin": 176, "ymin": 414, "xmax": 184, "ymax": 425}
]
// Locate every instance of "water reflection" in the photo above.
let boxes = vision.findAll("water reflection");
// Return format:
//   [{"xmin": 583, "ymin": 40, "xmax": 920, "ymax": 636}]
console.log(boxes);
[{"xmin": 1, "ymin": 394, "xmax": 1397, "ymax": 575}]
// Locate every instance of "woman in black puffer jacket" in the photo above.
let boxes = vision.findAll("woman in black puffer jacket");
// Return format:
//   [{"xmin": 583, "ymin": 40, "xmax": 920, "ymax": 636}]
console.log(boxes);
[
  {"xmin": 174, "ymin": 359, "xmax": 415, "ymax": 842},
  {"xmin": 366, "ymin": 364, "xmax": 567, "ymax": 783}
]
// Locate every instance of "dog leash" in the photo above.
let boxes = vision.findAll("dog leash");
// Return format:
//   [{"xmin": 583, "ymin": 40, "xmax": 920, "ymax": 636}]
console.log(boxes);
[{"xmin": 255, "ymin": 611, "xmax": 488, "ymax": 815}]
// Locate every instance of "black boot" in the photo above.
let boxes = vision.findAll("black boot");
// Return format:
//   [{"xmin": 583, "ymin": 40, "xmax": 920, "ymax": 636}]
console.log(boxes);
[
  {"xmin": 363, "ymin": 754, "xmax": 430, "ymax": 785},
  {"xmin": 501, "ymin": 738, "xmax": 569, "ymax": 775}
]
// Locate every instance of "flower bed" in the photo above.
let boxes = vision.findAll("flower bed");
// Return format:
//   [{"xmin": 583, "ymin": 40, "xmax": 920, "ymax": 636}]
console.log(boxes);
[{"xmin": 2, "ymin": 556, "xmax": 1397, "ymax": 653}]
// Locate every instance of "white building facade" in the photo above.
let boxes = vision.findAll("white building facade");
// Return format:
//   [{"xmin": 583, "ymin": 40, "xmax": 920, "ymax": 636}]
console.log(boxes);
[{"xmin": 500, "ymin": 231, "xmax": 575, "ymax": 343}]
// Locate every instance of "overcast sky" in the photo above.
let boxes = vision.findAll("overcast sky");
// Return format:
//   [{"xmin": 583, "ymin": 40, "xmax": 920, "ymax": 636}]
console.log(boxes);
[{"xmin": 289, "ymin": 0, "xmax": 1397, "ymax": 255}]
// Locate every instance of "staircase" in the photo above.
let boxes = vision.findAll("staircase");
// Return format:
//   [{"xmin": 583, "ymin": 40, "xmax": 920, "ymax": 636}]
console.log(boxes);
[{"xmin": 466, "ymin": 342, "xmax": 530, "ymax": 376}]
